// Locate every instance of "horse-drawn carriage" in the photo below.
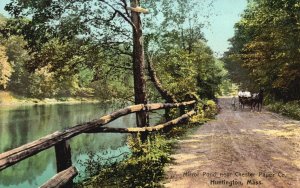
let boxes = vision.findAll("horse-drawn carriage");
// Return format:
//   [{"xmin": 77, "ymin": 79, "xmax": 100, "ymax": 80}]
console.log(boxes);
[{"xmin": 233, "ymin": 89, "xmax": 264, "ymax": 111}]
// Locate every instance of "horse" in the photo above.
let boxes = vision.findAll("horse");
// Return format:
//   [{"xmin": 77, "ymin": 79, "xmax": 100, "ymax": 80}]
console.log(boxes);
[{"xmin": 251, "ymin": 89, "xmax": 264, "ymax": 111}]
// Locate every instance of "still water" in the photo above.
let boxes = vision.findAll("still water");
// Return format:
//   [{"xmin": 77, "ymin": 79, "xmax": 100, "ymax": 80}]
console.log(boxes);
[{"xmin": 0, "ymin": 102, "xmax": 162, "ymax": 188}]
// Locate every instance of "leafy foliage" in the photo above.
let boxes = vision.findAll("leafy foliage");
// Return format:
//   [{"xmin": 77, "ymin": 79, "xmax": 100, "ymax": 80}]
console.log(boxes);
[
  {"xmin": 3, "ymin": 35, "xmax": 31, "ymax": 95},
  {"xmin": 78, "ymin": 134, "xmax": 173, "ymax": 188},
  {"xmin": 0, "ymin": 0, "xmax": 224, "ymax": 102},
  {"xmin": 203, "ymin": 100, "xmax": 218, "ymax": 119},
  {"xmin": 0, "ymin": 45, "xmax": 12, "ymax": 89},
  {"xmin": 150, "ymin": 39, "xmax": 226, "ymax": 100},
  {"xmin": 224, "ymin": 0, "xmax": 300, "ymax": 100},
  {"xmin": 267, "ymin": 100, "xmax": 300, "ymax": 120},
  {"xmin": 143, "ymin": 1, "xmax": 224, "ymax": 101}
]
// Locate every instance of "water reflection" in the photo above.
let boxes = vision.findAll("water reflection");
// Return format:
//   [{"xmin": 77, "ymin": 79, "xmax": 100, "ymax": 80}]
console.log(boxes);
[{"xmin": 0, "ymin": 102, "xmax": 145, "ymax": 188}]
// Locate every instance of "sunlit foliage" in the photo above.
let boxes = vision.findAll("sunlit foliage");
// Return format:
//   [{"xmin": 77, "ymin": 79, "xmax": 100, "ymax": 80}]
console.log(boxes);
[
  {"xmin": 224, "ymin": 0, "xmax": 300, "ymax": 100},
  {"xmin": 0, "ymin": 45, "xmax": 12, "ymax": 89}
]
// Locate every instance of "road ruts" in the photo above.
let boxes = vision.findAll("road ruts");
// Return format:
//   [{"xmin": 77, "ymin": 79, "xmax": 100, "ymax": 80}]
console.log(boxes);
[{"xmin": 164, "ymin": 97, "xmax": 300, "ymax": 188}]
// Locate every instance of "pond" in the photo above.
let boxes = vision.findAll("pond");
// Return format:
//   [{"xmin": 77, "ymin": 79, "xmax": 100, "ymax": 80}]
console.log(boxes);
[{"xmin": 0, "ymin": 102, "xmax": 163, "ymax": 188}]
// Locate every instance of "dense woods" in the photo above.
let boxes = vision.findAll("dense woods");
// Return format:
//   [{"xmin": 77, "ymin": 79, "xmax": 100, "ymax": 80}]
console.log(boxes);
[
  {"xmin": 0, "ymin": 0, "xmax": 225, "ymax": 103},
  {"xmin": 224, "ymin": 0, "xmax": 300, "ymax": 101},
  {"xmin": 1, "ymin": 0, "xmax": 298, "ymax": 107}
]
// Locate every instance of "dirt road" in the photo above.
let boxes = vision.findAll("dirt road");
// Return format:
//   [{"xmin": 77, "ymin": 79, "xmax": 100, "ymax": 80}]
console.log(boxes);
[{"xmin": 164, "ymin": 98, "xmax": 300, "ymax": 188}]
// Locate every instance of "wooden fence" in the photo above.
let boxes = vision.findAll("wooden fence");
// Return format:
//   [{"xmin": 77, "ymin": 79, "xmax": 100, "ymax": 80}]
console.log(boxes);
[{"xmin": 0, "ymin": 100, "xmax": 197, "ymax": 188}]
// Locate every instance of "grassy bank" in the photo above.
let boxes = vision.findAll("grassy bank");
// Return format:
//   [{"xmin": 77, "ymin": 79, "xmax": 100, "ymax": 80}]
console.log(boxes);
[
  {"xmin": 267, "ymin": 100, "xmax": 300, "ymax": 120},
  {"xmin": 76, "ymin": 100, "xmax": 218, "ymax": 188},
  {"xmin": 0, "ymin": 91, "xmax": 100, "ymax": 106}
]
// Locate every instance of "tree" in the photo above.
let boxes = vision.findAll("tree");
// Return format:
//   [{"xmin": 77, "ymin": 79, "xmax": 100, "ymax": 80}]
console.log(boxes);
[
  {"xmin": 130, "ymin": 0, "xmax": 148, "ymax": 126},
  {"xmin": 4, "ymin": 35, "xmax": 31, "ymax": 95},
  {"xmin": 0, "ymin": 45, "xmax": 12, "ymax": 90},
  {"xmin": 4, "ymin": 0, "xmax": 151, "ymax": 126},
  {"xmin": 225, "ymin": 0, "xmax": 300, "ymax": 100},
  {"xmin": 3, "ymin": 0, "xmax": 214, "ymax": 125},
  {"xmin": 3, "ymin": 0, "xmax": 223, "ymax": 116},
  {"xmin": 147, "ymin": 29, "xmax": 225, "ymax": 101}
]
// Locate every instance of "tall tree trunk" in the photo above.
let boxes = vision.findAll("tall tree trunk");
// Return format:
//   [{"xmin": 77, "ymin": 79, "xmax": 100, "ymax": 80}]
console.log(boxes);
[{"xmin": 131, "ymin": 0, "xmax": 148, "ymax": 127}]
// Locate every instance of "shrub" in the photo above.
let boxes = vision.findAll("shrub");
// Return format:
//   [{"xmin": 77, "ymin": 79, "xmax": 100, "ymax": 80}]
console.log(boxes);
[
  {"xmin": 78, "ymin": 134, "xmax": 173, "ymax": 188},
  {"xmin": 267, "ymin": 100, "xmax": 300, "ymax": 120},
  {"xmin": 204, "ymin": 100, "xmax": 218, "ymax": 119}
]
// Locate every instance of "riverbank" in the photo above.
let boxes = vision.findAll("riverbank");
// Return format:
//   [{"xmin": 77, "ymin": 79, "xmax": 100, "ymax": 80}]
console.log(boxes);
[{"xmin": 0, "ymin": 91, "xmax": 101, "ymax": 106}]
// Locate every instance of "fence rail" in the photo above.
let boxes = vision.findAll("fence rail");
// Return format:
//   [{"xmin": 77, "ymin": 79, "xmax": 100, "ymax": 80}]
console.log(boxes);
[
  {"xmin": 0, "ymin": 100, "xmax": 197, "ymax": 187},
  {"xmin": 86, "ymin": 110, "xmax": 196, "ymax": 133},
  {"xmin": 40, "ymin": 166, "xmax": 78, "ymax": 188}
]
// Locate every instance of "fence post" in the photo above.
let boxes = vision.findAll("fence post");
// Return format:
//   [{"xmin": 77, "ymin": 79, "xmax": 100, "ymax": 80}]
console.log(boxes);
[
  {"xmin": 165, "ymin": 108, "xmax": 171, "ymax": 121},
  {"xmin": 55, "ymin": 140, "xmax": 73, "ymax": 188},
  {"xmin": 179, "ymin": 106, "xmax": 185, "ymax": 116}
]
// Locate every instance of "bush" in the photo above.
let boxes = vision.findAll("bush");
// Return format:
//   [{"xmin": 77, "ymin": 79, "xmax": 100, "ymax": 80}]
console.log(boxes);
[
  {"xmin": 78, "ymin": 134, "xmax": 173, "ymax": 188},
  {"xmin": 204, "ymin": 100, "xmax": 218, "ymax": 119},
  {"xmin": 267, "ymin": 100, "xmax": 300, "ymax": 120}
]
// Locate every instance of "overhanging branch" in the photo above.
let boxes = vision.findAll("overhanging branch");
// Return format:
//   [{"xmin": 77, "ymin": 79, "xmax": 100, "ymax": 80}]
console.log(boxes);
[{"xmin": 99, "ymin": 0, "xmax": 137, "ymax": 32}]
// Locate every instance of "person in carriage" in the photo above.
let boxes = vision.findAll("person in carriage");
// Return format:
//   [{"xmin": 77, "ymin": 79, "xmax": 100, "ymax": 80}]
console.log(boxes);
[{"xmin": 238, "ymin": 89, "xmax": 252, "ymax": 109}]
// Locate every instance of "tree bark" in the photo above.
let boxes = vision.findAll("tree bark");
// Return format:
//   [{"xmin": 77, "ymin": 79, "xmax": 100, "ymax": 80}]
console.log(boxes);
[
  {"xmin": 146, "ymin": 54, "xmax": 178, "ymax": 103},
  {"xmin": 86, "ymin": 110, "xmax": 196, "ymax": 133},
  {"xmin": 131, "ymin": 0, "xmax": 148, "ymax": 128},
  {"xmin": 146, "ymin": 53, "xmax": 178, "ymax": 121},
  {"xmin": 40, "ymin": 166, "xmax": 78, "ymax": 188}
]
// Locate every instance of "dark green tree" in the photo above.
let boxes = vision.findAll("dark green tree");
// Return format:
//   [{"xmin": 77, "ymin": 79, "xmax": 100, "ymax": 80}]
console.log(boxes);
[{"xmin": 225, "ymin": 0, "xmax": 300, "ymax": 100}]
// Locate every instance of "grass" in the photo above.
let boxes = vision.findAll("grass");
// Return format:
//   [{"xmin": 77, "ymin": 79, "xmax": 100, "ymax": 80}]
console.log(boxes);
[
  {"xmin": 253, "ymin": 124, "xmax": 300, "ymax": 138},
  {"xmin": 0, "ymin": 91, "xmax": 100, "ymax": 106}
]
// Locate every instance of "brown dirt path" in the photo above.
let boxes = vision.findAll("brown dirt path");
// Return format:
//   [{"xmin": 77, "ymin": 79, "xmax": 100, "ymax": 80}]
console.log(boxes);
[{"xmin": 164, "ymin": 98, "xmax": 300, "ymax": 188}]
